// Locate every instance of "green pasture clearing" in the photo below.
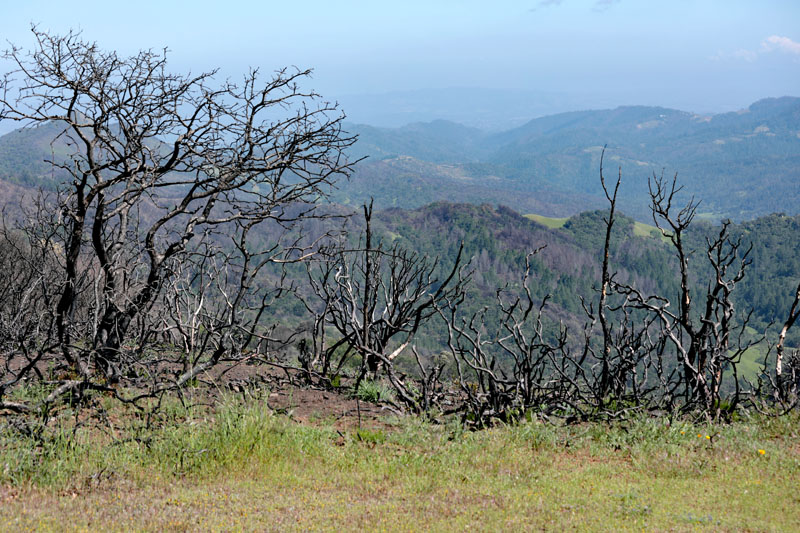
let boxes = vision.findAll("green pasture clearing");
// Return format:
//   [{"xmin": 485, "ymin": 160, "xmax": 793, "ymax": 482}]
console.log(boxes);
[
  {"xmin": 525, "ymin": 212, "xmax": 661, "ymax": 239},
  {"xmin": 524, "ymin": 213, "xmax": 569, "ymax": 229},
  {"xmin": 735, "ymin": 343, "xmax": 769, "ymax": 383},
  {"xmin": 632, "ymin": 220, "xmax": 660, "ymax": 238}
]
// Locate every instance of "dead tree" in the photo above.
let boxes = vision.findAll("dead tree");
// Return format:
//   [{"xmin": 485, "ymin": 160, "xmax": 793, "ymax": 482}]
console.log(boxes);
[
  {"xmin": 579, "ymin": 147, "xmax": 629, "ymax": 404},
  {"xmin": 775, "ymin": 282, "xmax": 800, "ymax": 401},
  {"xmin": 0, "ymin": 211, "xmax": 65, "ymax": 413},
  {"xmin": 596, "ymin": 150, "xmax": 619, "ymax": 399},
  {"xmin": 613, "ymin": 173, "xmax": 753, "ymax": 416},
  {"xmin": 437, "ymin": 249, "xmax": 585, "ymax": 426},
  {"xmin": 0, "ymin": 28, "xmax": 356, "ymax": 413},
  {"xmin": 579, "ymin": 152, "xmax": 676, "ymax": 414},
  {"xmin": 303, "ymin": 202, "xmax": 466, "ymax": 411}
]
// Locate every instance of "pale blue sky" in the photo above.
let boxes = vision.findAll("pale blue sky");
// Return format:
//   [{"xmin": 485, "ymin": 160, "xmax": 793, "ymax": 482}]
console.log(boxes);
[{"xmin": 2, "ymin": 1, "xmax": 799, "ymax": 121}]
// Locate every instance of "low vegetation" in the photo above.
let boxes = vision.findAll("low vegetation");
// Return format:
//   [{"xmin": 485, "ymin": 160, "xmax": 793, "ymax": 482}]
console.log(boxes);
[{"xmin": 1, "ymin": 395, "xmax": 799, "ymax": 531}]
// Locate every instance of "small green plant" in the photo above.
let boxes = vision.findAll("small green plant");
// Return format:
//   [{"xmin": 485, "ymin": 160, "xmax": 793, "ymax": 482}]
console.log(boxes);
[
  {"xmin": 354, "ymin": 380, "xmax": 394, "ymax": 403},
  {"xmin": 355, "ymin": 428, "xmax": 386, "ymax": 444}
]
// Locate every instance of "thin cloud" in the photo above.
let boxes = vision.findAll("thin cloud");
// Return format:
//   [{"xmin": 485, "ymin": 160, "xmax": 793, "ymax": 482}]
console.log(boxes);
[
  {"xmin": 732, "ymin": 49, "xmax": 758, "ymax": 62},
  {"xmin": 709, "ymin": 49, "xmax": 757, "ymax": 62},
  {"xmin": 529, "ymin": 0, "xmax": 564, "ymax": 12},
  {"xmin": 711, "ymin": 35, "xmax": 800, "ymax": 62},
  {"xmin": 761, "ymin": 35, "xmax": 800, "ymax": 55},
  {"xmin": 593, "ymin": 0, "xmax": 621, "ymax": 12}
]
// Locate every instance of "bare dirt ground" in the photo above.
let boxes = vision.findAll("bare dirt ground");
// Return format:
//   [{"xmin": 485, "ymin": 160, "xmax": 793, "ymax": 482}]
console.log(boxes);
[{"xmin": 199, "ymin": 361, "xmax": 398, "ymax": 430}]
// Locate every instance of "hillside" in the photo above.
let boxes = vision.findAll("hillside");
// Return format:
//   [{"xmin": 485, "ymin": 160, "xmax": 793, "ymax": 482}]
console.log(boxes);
[
  {"xmin": 371, "ymin": 203, "xmax": 800, "ymax": 353},
  {"xmin": 337, "ymin": 97, "xmax": 800, "ymax": 221},
  {"xmin": 332, "ymin": 155, "xmax": 602, "ymax": 216},
  {"xmin": 0, "ymin": 121, "xmax": 73, "ymax": 190},
  {"xmin": 4, "ymin": 97, "xmax": 799, "ymax": 221}
]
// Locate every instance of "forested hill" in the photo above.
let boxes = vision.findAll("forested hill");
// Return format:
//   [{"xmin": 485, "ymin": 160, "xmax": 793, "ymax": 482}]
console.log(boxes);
[
  {"xmin": 340, "ymin": 97, "xmax": 800, "ymax": 221},
  {"xmin": 0, "ymin": 121, "xmax": 72, "ymax": 189},
  {"xmin": 375, "ymin": 203, "xmax": 676, "ymax": 320},
  {"xmin": 370, "ymin": 203, "xmax": 800, "ymax": 346}
]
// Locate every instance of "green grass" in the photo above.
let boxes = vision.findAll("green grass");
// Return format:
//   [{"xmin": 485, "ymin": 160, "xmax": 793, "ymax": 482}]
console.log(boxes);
[
  {"xmin": 525, "ymin": 212, "xmax": 662, "ymax": 240},
  {"xmin": 355, "ymin": 379, "xmax": 395, "ymax": 403},
  {"xmin": 632, "ymin": 220, "xmax": 660, "ymax": 238},
  {"xmin": 735, "ymin": 343, "xmax": 769, "ymax": 382},
  {"xmin": 524, "ymin": 213, "xmax": 570, "ymax": 229},
  {"xmin": 1, "ymin": 399, "xmax": 799, "ymax": 531}
]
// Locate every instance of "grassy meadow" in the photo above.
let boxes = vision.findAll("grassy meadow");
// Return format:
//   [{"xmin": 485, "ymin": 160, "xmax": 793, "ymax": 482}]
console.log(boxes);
[
  {"xmin": 524, "ymin": 212, "xmax": 661, "ymax": 238},
  {"xmin": 524, "ymin": 213, "xmax": 571, "ymax": 229},
  {"xmin": 1, "ymin": 396, "xmax": 799, "ymax": 532}
]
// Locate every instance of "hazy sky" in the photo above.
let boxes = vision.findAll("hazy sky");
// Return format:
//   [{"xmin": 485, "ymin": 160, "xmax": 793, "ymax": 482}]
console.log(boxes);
[{"xmin": 2, "ymin": 0, "xmax": 799, "ymax": 116}]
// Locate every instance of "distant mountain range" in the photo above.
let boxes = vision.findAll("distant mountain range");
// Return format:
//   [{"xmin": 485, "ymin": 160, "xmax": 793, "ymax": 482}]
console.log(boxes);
[
  {"xmin": 333, "ymin": 87, "xmax": 737, "ymax": 132},
  {"xmin": 339, "ymin": 96, "xmax": 800, "ymax": 221},
  {"xmin": 1, "ymin": 96, "xmax": 799, "ymax": 222},
  {"xmin": 334, "ymin": 88, "xmax": 629, "ymax": 131}
]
